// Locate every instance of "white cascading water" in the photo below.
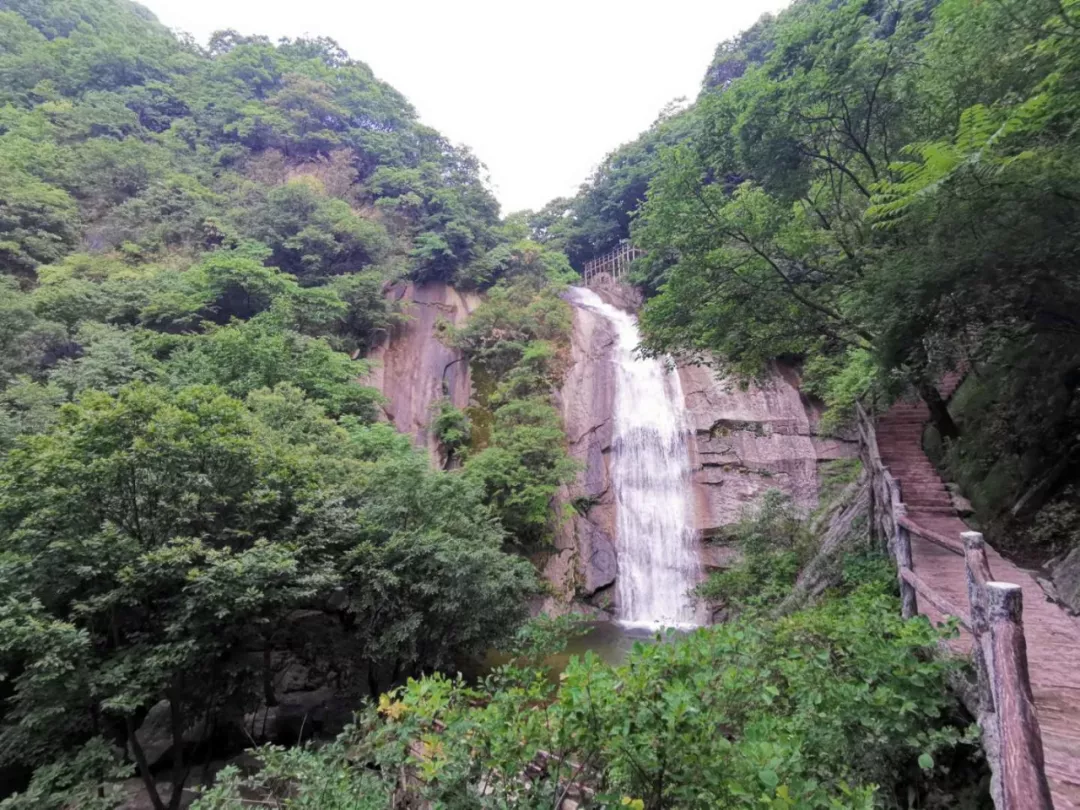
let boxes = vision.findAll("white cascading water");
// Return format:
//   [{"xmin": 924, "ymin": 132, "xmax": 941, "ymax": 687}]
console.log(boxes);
[{"xmin": 567, "ymin": 287, "xmax": 701, "ymax": 629}]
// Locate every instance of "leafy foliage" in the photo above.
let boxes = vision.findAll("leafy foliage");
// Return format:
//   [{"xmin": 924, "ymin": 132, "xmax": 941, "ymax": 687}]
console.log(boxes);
[
  {"xmin": 445, "ymin": 274, "xmax": 579, "ymax": 546},
  {"xmin": 695, "ymin": 490, "xmax": 819, "ymax": 614},
  {"xmin": 0, "ymin": 383, "xmax": 537, "ymax": 808},
  {"xmin": 196, "ymin": 581, "xmax": 974, "ymax": 810},
  {"xmin": 0, "ymin": 2, "xmax": 561, "ymax": 804},
  {"xmin": 566, "ymin": 0, "xmax": 1080, "ymax": 557}
]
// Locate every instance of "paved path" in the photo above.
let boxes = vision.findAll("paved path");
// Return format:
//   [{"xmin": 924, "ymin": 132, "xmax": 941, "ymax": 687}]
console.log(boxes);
[{"xmin": 876, "ymin": 391, "xmax": 1080, "ymax": 809}]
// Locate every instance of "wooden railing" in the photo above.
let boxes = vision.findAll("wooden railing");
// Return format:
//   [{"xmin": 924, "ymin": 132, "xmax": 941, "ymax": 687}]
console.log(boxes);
[
  {"xmin": 855, "ymin": 402, "xmax": 1053, "ymax": 810},
  {"xmin": 582, "ymin": 241, "xmax": 643, "ymax": 288}
]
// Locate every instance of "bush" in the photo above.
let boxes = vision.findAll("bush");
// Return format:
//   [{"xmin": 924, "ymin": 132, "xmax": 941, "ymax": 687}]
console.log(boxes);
[
  {"xmin": 695, "ymin": 489, "xmax": 817, "ymax": 614},
  {"xmin": 195, "ymin": 585, "xmax": 971, "ymax": 810}
]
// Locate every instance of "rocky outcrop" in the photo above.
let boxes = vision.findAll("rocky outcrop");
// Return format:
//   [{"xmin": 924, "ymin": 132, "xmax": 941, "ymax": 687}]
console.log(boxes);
[
  {"xmin": 678, "ymin": 362, "xmax": 856, "ymax": 536},
  {"xmin": 361, "ymin": 281, "xmax": 855, "ymax": 616},
  {"xmin": 133, "ymin": 700, "xmax": 206, "ymax": 769},
  {"xmin": 543, "ymin": 296, "xmax": 620, "ymax": 613},
  {"xmin": 775, "ymin": 473, "xmax": 871, "ymax": 615},
  {"xmin": 1051, "ymin": 546, "xmax": 1080, "ymax": 615},
  {"xmin": 362, "ymin": 282, "xmax": 480, "ymax": 465}
]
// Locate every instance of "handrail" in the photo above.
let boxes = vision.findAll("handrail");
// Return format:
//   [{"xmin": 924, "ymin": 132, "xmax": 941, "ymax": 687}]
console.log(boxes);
[
  {"xmin": 582, "ymin": 241, "xmax": 644, "ymax": 288},
  {"xmin": 855, "ymin": 400, "xmax": 1052, "ymax": 810},
  {"xmin": 899, "ymin": 567, "xmax": 971, "ymax": 629},
  {"xmin": 898, "ymin": 515, "xmax": 964, "ymax": 556}
]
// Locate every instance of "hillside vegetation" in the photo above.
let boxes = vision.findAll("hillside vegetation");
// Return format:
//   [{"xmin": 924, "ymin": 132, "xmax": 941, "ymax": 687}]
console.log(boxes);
[{"xmin": 0, "ymin": 1, "xmax": 575, "ymax": 807}]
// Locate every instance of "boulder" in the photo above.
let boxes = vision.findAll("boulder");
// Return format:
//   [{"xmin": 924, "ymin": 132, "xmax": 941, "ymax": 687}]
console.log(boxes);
[
  {"xmin": 1051, "ymin": 545, "xmax": 1080, "ymax": 615},
  {"xmin": 118, "ymin": 777, "xmax": 198, "ymax": 810},
  {"xmin": 244, "ymin": 686, "xmax": 349, "ymax": 744},
  {"xmin": 580, "ymin": 521, "xmax": 617, "ymax": 595},
  {"xmin": 133, "ymin": 700, "xmax": 206, "ymax": 768}
]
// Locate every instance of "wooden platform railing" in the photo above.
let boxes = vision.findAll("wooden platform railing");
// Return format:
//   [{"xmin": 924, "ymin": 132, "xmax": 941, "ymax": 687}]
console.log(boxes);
[
  {"xmin": 855, "ymin": 401, "xmax": 1053, "ymax": 810},
  {"xmin": 582, "ymin": 241, "xmax": 643, "ymax": 287}
]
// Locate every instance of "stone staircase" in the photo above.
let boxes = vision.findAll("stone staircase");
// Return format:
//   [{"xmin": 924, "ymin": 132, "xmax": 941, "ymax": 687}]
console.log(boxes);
[{"xmin": 875, "ymin": 374, "xmax": 1080, "ymax": 809}]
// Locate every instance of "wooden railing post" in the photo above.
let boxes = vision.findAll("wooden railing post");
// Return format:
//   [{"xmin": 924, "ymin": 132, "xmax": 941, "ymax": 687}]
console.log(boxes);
[
  {"xmin": 893, "ymin": 503, "xmax": 917, "ymax": 619},
  {"xmin": 982, "ymin": 582, "xmax": 1053, "ymax": 810},
  {"xmin": 963, "ymin": 532, "xmax": 994, "ymax": 713}
]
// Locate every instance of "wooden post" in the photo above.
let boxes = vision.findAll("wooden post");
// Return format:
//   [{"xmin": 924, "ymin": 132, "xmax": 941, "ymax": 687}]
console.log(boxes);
[
  {"xmin": 983, "ymin": 582, "xmax": 1053, "ymax": 810},
  {"xmin": 893, "ymin": 503, "xmax": 917, "ymax": 619},
  {"xmin": 963, "ymin": 532, "xmax": 994, "ymax": 712}
]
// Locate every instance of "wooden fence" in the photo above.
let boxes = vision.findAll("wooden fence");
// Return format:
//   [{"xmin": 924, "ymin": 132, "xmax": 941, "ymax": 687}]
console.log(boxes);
[
  {"xmin": 855, "ymin": 402, "xmax": 1053, "ymax": 810},
  {"xmin": 582, "ymin": 241, "xmax": 643, "ymax": 288}
]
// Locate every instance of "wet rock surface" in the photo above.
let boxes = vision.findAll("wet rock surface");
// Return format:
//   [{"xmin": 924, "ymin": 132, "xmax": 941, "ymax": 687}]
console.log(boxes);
[
  {"xmin": 547, "ymin": 285, "xmax": 855, "ymax": 610},
  {"xmin": 361, "ymin": 282, "xmax": 855, "ymax": 615}
]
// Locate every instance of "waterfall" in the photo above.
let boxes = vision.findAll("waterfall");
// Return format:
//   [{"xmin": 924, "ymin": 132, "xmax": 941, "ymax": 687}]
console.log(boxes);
[{"xmin": 567, "ymin": 287, "xmax": 701, "ymax": 629}]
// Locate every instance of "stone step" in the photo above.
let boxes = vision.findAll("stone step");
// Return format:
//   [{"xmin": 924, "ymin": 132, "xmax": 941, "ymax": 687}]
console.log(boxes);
[
  {"xmin": 906, "ymin": 496, "xmax": 954, "ymax": 508},
  {"xmin": 904, "ymin": 485, "xmax": 951, "ymax": 496},
  {"xmin": 904, "ymin": 486, "xmax": 952, "ymax": 497}
]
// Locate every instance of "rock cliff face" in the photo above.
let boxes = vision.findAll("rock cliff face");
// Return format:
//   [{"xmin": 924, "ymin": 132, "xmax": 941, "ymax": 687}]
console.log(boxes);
[
  {"xmin": 545, "ymin": 285, "xmax": 856, "ymax": 610},
  {"xmin": 362, "ymin": 281, "xmax": 480, "ymax": 465},
  {"xmin": 543, "ymin": 297, "xmax": 620, "ymax": 614},
  {"xmin": 678, "ymin": 363, "xmax": 855, "ymax": 538},
  {"xmin": 363, "ymin": 281, "xmax": 854, "ymax": 614}
]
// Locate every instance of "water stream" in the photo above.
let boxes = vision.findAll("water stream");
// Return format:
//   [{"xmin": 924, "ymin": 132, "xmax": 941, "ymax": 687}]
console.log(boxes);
[{"xmin": 567, "ymin": 287, "xmax": 702, "ymax": 629}]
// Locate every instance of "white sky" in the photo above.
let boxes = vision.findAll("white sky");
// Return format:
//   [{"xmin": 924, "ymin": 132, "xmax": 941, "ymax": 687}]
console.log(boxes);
[{"xmin": 139, "ymin": 0, "xmax": 791, "ymax": 214}]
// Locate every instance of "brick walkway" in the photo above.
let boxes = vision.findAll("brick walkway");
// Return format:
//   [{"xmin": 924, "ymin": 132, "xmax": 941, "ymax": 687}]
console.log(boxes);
[{"xmin": 875, "ymin": 385, "xmax": 1080, "ymax": 808}]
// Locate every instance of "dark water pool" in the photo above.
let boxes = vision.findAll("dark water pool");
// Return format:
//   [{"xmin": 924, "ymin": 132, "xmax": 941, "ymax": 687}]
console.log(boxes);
[{"xmin": 469, "ymin": 621, "xmax": 679, "ymax": 682}]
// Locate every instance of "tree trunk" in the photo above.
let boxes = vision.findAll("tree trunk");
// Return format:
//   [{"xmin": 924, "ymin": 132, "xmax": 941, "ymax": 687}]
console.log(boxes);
[
  {"xmin": 126, "ymin": 716, "xmax": 165, "ymax": 810},
  {"xmin": 367, "ymin": 664, "xmax": 380, "ymax": 698},
  {"xmin": 167, "ymin": 693, "xmax": 189, "ymax": 810},
  {"xmin": 918, "ymin": 380, "xmax": 960, "ymax": 440},
  {"xmin": 262, "ymin": 645, "xmax": 277, "ymax": 707}
]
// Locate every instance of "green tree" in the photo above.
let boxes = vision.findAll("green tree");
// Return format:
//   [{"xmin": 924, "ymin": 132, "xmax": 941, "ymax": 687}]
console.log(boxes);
[
  {"xmin": 0, "ymin": 170, "xmax": 80, "ymax": 277},
  {"xmin": 0, "ymin": 384, "xmax": 329, "ymax": 810}
]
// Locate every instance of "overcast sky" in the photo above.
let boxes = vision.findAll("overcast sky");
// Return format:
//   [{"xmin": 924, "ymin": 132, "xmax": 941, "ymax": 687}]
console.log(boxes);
[{"xmin": 140, "ymin": 0, "xmax": 791, "ymax": 214}]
